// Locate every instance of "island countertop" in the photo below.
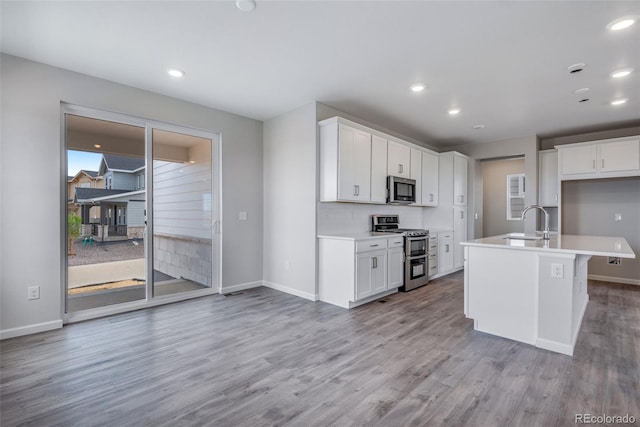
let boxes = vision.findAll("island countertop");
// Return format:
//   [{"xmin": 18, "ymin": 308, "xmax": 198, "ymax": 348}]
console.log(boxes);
[{"xmin": 461, "ymin": 234, "xmax": 635, "ymax": 259}]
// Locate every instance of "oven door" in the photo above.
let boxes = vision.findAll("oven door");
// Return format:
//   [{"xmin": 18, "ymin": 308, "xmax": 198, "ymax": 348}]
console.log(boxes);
[
  {"xmin": 403, "ymin": 255, "xmax": 428, "ymax": 291},
  {"xmin": 406, "ymin": 236, "xmax": 427, "ymax": 257}
]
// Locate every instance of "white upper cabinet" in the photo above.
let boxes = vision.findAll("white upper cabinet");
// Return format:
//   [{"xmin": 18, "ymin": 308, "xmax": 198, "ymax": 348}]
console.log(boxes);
[
  {"xmin": 421, "ymin": 151, "xmax": 439, "ymax": 206},
  {"xmin": 320, "ymin": 119, "xmax": 373, "ymax": 203},
  {"xmin": 338, "ymin": 125, "xmax": 371, "ymax": 202},
  {"xmin": 558, "ymin": 136, "xmax": 640, "ymax": 180},
  {"xmin": 599, "ymin": 139, "xmax": 640, "ymax": 172},
  {"xmin": 388, "ymin": 140, "xmax": 411, "ymax": 178},
  {"xmin": 370, "ymin": 134, "xmax": 388, "ymax": 203},
  {"xmin": 539, "ymin": 149, "xmax": 558, "ymax": 207},
  {"xmin": 410, "ymin": 148, "xmax": 422, "ymax": 205},
  {"xmin": 453, "ymin": 154, "xmax": 468, "ymax": 206},
  {"xmin": 559, "ymin": 144, "xmax": 597, "ymax": 175}
]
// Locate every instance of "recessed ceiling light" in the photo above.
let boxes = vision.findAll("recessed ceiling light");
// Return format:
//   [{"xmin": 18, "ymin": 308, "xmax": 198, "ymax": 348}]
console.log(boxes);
[
  {"xmin": 568, "ymin": 63, "xmax": 586, "ymax": 74},
  {"xmin": 607, "ymin": 17, "xmax": 636, "ymax": 31},
  {"xmin": 94, "ymin": 144, "xmax": 101, "ymax": 148},
  {"xmin": 574, "ymin": 88, "xmax": 590, "ymax": 94},
  {"xmin": 610, "ymin": 68, "xmax": 634, "ymax": 78},
  {"xmin": 448, "ymin": 108, "xmax": 461, "ymax": 115},
  {"xmin": 236, "ymin": 0, "xmax": 256, "ymax": 12},
  {"xmin": 167, "ymin": 68, "xmax": 185, "ymax": 78},
  {"xmin": 610, "ymin": 98, "xmax": 629, "ymax": 106},
  {"xmin": 472, "ymin": 124, "xmax": 485, "ymax": 130},
  {"xmin": 410, "ymin": 83, "xmax": 426, "ymax": 92}
]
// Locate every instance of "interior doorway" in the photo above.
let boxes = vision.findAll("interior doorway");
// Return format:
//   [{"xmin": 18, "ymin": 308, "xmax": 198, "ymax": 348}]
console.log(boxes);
[
  {"xmin": 480, "ymin": 157, "xmax": 526, "ymax": 237},
  {"xmin": 63, "ymin": 106, "xmax": 221, "ymax": 320}
]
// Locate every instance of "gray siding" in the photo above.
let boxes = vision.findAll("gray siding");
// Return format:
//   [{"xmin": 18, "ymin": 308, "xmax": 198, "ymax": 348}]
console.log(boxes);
[
  {"xmin": 153, "ymin": 157, "xmax": 212, "ymax": 240},
  {"xmin": 128, "ymin": 200, "xmax": 145, "ymax": 227},
  {"xmin": 112, "ymin": 171, "xmax": 136, "ymax": 191}
]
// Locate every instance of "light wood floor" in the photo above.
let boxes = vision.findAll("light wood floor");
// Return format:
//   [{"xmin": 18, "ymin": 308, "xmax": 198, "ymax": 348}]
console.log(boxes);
[{"xmin": 1, "ymin": 272, "xmax": 639, "ymax": 426}]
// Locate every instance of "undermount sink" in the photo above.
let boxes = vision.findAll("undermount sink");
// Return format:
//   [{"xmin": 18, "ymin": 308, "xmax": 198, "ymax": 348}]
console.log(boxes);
[{"xmin": 502, "ymin": 233, "xmax": 543, "ymax": 241}]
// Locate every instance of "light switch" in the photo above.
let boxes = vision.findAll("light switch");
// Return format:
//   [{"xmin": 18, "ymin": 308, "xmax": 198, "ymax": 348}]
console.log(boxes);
[{"xmin": 239, "ymin": 211, "xmax": 248, "ymax": 221}]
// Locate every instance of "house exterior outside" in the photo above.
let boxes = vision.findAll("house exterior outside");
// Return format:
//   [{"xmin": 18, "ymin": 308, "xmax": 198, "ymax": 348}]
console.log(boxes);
[
  {"xmin": 73, "ymin": 154, "xmax": 146, "ymax": 241},
  {"xmin": 67, "ymin": 170, "xmax": 103, "ymax": 217}
]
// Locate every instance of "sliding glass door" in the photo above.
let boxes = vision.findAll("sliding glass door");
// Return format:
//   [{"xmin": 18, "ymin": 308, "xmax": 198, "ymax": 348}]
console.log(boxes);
[
  {"xmin": 64, "ymin": 105, "xmax": 220, "ymax": 320},
  {"xmin": 149, "ymin": 127, "xmax": 214, "ymax": 297}
]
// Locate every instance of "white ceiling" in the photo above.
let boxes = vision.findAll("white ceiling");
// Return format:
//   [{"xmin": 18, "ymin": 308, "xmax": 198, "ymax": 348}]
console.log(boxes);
[{"xmin": 2, "ymin": 1, "xmax": 639, "ymax": 147}]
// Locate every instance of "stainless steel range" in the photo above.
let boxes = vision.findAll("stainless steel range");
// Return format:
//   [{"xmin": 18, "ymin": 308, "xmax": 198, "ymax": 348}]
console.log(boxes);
[{"xmin": 371, "ymin": 215, "xmax": 429, "ymax": 291}]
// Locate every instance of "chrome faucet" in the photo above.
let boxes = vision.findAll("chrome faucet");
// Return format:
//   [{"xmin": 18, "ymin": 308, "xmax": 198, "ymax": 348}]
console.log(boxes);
[{"xmin": 521, "ymin": 205, "xmax": 550, "ymax": 240}]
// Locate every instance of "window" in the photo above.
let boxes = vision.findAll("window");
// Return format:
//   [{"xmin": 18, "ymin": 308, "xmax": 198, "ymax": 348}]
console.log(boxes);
[{"xmin": 507, "ymin": 173, "xmax": 525, "ymax": 220}]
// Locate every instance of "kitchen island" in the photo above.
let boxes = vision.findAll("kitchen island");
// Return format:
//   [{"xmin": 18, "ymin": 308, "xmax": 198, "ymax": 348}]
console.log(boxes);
[{"xmin": 461, "ymin": 234, "xmax": 635, "ymax": 356}]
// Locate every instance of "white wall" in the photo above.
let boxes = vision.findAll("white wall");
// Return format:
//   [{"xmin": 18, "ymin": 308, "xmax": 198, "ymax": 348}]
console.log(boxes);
[
  {"xmin": 0, "ymin": 54, "xmax": 263, "ymax": 337},
  {"xmin": 449, "ymin": 135, "xmax": 539, "ymax": 238},
  {"xmin": 263, "ymin": 102, "xmax": 317, "ymax": 300}
]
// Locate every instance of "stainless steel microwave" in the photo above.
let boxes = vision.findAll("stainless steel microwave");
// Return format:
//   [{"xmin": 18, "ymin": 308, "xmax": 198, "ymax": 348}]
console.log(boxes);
[{"xmin": 387, "ymin": 176, "xmax": 416, "ymax": 204}]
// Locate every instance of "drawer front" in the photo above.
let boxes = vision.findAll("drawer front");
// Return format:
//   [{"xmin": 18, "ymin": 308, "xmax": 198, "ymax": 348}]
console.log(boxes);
[
  {"xmin": 428, "ymin": 263, "xmax": 438, "ymax": 275},
  {"xmin": 387, "ymin": 237, "xmax": 405, "ymax": 248},
  {"xmin": 356, "ymin": 238, "xmax": 388, "ymax": 252},
  {"xmin": 438, "ymin": 233, "xmax": 453, "ymax": 242}
]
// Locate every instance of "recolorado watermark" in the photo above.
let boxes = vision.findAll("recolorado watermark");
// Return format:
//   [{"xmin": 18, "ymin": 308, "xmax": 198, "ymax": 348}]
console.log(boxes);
[{"xmin": 575, "ymin": 413, "xmax": 636, "ymax": 424}]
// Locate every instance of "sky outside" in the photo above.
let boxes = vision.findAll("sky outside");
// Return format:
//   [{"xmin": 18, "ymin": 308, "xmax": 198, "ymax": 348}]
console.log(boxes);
[{"xmin": 68, "ymin": 150, "xmax": 102, "ymax": 176}]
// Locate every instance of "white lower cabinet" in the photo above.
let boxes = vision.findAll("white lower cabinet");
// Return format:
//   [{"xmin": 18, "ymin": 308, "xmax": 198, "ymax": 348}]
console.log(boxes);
[
  {"xmin": 453, "ymin": 206, "xmax": 467, "ymax": 269},
  {"xmin": 438, "ymin": 232, "xmax": 454, "ymax": 273},
  {"xmin": 356, "ymin": 249, "xmax": 387, "ymax": 300},
  {"xmin": 319, "ymin": 235, "xmax": 404, "ymax": 309},
  {"xmin": 388, "ymin": 246, "xmax": 404, "ymax": 289}
]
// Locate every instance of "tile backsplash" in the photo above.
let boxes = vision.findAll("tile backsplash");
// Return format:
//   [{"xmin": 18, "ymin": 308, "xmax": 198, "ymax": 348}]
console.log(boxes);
[{"xmin": 317, "ymin": 202, "xmax": 425, "ymax": 234}]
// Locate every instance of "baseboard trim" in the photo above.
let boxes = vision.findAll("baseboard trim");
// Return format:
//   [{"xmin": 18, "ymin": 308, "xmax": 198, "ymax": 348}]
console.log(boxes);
[
  {"xmin": 1, "ymin": 320, "xmax": 63, "ymax": 340},
  {"xmin": 588, "ymin": 274, "xmax": 640, "ymax": 286},
  {"xmin": 263, "ymin": 281, "xmax": 318, "ymax": 301},
  {"xmin": 220, "ymin": 281, "xmax": 263, "ymax": 294}
]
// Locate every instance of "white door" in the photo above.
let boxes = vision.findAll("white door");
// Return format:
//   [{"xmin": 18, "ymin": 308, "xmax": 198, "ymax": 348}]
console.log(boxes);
[
  {"xmin": 453, "ymin": 206, "xmax": 467, "ymax": 268},
  {"xmin": 599, "ymin": 139, "xmax": 640, "ymax": 172},
  {"xmin": 338, "ymin": 125, "xmax": 371, "ymax": 202},
  {"xmin": 421, "ymin": 151, "xmax": 439, "ymax": 206},
  {"xmin": 560, "ymin": 145, "xmax": 597, "ymax": 175},
  {"xmin": 388, "ymin": 247, "xmax": 404, "ymax": 289},
  {"xmin": 388, "ymin": 141, "xmax": 411, "ymax": 178},
  {"xmin": 370, "ymin": 135, "xmax": 388, "ymax": 203},
  {"xmin": 454, "ymin": 155, "xmax": 468, "ymax": 206},
  {"xmin": 410, "ymin": 148, "xmax": 422, "ymax": 205}
]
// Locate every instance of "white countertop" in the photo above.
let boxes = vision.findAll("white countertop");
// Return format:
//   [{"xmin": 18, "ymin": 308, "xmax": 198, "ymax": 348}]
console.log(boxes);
[
  {"xmin": 461, "ymin": 234, "xmax": 636, "ymax": 259},
  {"xmin": 317, "ymin": 232, "xmax": 403, "ymax": 241}
]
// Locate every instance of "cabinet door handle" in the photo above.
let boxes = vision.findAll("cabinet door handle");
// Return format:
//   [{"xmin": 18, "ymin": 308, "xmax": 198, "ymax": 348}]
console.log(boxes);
[
  {"xmin": 602, "ymin": 159, "xmax": 605, "ymax": 169},
  {"xmin": 460, "ymin": 211, "xmax": 464, "ymax": 219},
  {"xmin": 459, "ymin": 195, "xmax": 464, "ymax": 203},
  {"xmin": 398, "ymin": 164, "xmax": 403, "ymax": 174},
  {"xmin": 445, "ymin": 244, "xmax": 450, "ymax": 252},
  {"xmin": 592, "ymin": 159, "xmax": 596, "ymax": 170},
  {"xmin": 372, "ymin": 257, "xmax": 378, "ymax": 269},
  {"xmin": 554, "ymin": 194, "xmax": 558, "ymax": 202},
  {"xmin": 353, "ymin": 185, "xmax": 359, "ymax": 196},
  {"xmin": 370, "ymin": 244, "xmax": 379, "ymax": 247},
  {"xmin": 429, "ymin": 194, "xmax": 434, "ymax": 202}
]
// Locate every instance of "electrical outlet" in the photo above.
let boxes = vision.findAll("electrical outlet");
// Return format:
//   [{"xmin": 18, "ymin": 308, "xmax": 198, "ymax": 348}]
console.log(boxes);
[
  {"xmin": 551, "ymin": 263, "xmax": 564, "ymax": 278},
  {"xmin": 608, "ymin": 257, "xmax": 621, "ymax": 265},
  {"xmin": 27, "ymin": 286, "xmax": 40, "ymax": 300}
]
